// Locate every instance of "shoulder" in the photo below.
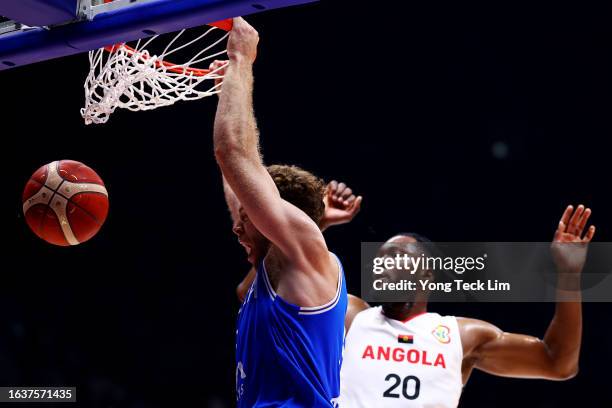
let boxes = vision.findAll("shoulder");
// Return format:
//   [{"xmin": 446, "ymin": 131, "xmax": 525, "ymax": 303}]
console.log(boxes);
[
  {"xmin": 456, "ymin": 317, "xmax": 503, "ymax": 357},
  {"xmin": 457, "ymin": 317, "xmax": 502, "ymax": 337},
  {"xmin": 273, "ymin": 232, "xmax": 333, "ymax": 279},
  {"xmin": 269, "ymin": 249, "xmax": 344, "ymax": 309},
  {"xmin": 348, "ymin": 294, "xmax": 370, "ymax": 310}
]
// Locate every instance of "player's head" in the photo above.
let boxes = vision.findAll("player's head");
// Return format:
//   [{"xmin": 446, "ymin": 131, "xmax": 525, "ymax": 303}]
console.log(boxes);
[
  {"xmin": 267, "ymin": 164, "xmax": 326, "ymax": 225},
  {"xmin": 377, "ymin": 233, "xmax": 438, "ymax": 317},
  {"xmin": 232, "ymin": 164, "xmax": 325, "ymax": 265}
]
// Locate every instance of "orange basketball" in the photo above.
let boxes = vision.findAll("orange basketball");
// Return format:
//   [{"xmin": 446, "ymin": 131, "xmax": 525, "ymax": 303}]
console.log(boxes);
[{"xmin": 22, "ymin": 160, "xmax": 109, "ymax": 246}]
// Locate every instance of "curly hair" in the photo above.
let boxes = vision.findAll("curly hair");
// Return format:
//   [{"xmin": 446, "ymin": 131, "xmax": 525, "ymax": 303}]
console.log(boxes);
[{"xmin": 267, "ymin": 164, "xmax": 326, "ymax": 226}]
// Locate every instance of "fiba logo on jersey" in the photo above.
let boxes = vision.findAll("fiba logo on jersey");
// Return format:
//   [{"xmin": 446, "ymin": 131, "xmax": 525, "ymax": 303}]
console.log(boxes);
[
  {"xmin": 432, "ymin": 325, "xmax": 451, "ymax": 344},
  {"xmin": 236, "ymin": 361, "xmax": 246, "ymax": 401}
]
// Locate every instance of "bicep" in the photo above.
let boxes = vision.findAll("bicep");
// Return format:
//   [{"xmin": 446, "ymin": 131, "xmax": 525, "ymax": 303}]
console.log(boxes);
[{"xmin": 475, "ymin": 332, "xmax": 558, "ymax": 379}]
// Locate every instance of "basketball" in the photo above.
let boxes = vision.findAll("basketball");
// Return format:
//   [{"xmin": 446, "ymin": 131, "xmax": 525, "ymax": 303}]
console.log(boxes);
[{"xmin": 22, "ymin": 160, "xmax": 109, "ymax": 246}]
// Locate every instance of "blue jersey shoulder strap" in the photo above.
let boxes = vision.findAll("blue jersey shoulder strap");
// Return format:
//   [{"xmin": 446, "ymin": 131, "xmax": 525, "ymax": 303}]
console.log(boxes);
[{"xmin": 236, "ymin": 253, "xmax": 348, "ymax": 407}]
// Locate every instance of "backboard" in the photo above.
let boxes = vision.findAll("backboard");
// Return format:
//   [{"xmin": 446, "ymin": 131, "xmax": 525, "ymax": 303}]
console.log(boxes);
[{"xmin": 0, "ymin": 0, "xmax": 316, "ymax": 71}]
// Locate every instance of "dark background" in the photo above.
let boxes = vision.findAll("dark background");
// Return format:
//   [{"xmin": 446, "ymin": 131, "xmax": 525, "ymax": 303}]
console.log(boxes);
[{"xmin": 2, "ymin": 0, "xmax": 612, "ymax": 406}]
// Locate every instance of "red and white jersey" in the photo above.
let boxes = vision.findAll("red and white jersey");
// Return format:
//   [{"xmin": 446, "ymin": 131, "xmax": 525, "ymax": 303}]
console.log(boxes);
[{"xmin": 339, "ymin": 307, "xmax": 463, "ymax": 408}]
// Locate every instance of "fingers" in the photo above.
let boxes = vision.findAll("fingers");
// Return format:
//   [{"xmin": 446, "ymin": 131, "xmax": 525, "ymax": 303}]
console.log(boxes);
[
  {"xmin": 327, "ymin": 180, "xmax": 338, "ymax": 197},
  {"xmin": 231, "ymin": 17, "xmax": 259, "ymax": 40},
  {"xmin": 209, "ymin": 60, "xmax": 228, "ymax": 70},
  {"xmin": 567, "ymin": 205, "xmax": 584, "ymax": 235},
  {"xmin": 232, "ymin": 17, "xmax": 247, "ymax": 30},
  {"xmin": 340, "ymin": 187, "xmax": 353, "ymax": 203},
  {"xmin": 327, "ymin": 180, "xmax": 360, "ymax": 207},
  {"xmin": 576, "ymin": 205, "xmax": 595, "ymax": 242},
  {"xmin": 335, "ymin": 182, "xmax": 346, "ymax": 198},
  {"xmin": 556, "ymin": 204, "xmax": 595, "ymax": 242},
  {"xmin": 583, "ymin": 225, "xmax": 596, "ymax": 242},
  {"xmin": 554, "ymin": 221, "xmax": 566, "ymax": 242},
  {"xmin": 227, "ymin": 17, "xmax": 259, "ymax": 62},
  {"xmin": 559, "ymin": 205, "xmax": 573, "ymax": 228},
  {"xmin": 576, "ymin": 207, "xmax": 592, "ymax": 235},
  {"xmin": 349, "ymin": 196, "xmax": 363, "ymax": 215},
  {"xmin": 330, "ymin": 181, "xmax": 349, "ymax": 204}
]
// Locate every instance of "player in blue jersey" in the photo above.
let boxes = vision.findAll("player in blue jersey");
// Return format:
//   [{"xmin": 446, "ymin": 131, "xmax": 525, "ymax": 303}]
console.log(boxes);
[
  {"xmin": 212, "ymin": 18, "xmax": 350, "ymax": 407},
  {"xmin": 234, "ymin": 179, "xmax": 363, "ymax": 302}
]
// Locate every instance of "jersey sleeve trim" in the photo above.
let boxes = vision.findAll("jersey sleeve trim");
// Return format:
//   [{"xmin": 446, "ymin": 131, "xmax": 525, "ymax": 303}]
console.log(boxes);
[
  {"xmin": 260, "ymin": 252, "xmax": 345, "ymax": 315},
  {"xmin": 298, "ymin": 253, "xmax": 344, "ymax": 315},
  {"xmin": 260, "ymin": 261, "xmax": 277, "ymax": 301}
]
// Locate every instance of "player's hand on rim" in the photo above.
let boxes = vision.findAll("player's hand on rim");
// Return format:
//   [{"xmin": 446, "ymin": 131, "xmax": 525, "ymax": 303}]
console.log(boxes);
[
  {"xmin": 209, "ymin": 60, "xmax": 229, "ymax": 89},
  {"xmin": 227, "ymin": 17, "xmax": 259, "ymax": 63}
]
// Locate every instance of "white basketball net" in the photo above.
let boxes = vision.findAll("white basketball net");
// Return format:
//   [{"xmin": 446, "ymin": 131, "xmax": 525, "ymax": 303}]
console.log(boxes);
[{"xmin": 81, "ymin": 24, "xmax": 229, "ymax": 125}]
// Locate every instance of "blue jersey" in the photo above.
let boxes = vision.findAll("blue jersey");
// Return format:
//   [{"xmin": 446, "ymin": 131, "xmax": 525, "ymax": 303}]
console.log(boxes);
[{"xmin": 235, "ymin": 253, "xmax": 347, "ymax": 407}]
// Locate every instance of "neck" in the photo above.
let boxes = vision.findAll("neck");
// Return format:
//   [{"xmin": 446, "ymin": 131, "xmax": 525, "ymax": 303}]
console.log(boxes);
[
  {"xmin": 382, "ymin": 302, "xmax": 427, "ymax": 322},
  {"xmin": 251, "ymin": 243, "xmax": 273, "ymax": 267}
]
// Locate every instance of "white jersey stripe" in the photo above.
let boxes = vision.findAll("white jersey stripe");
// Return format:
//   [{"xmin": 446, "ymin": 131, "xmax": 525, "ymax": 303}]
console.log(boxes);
[
  {"xmin": 299, "ymin": 253, "xmax": 344, "ymax": 315},
  {"xmin": 259, "ymin": 252, "xmax": 343, "ymax": 314},
  {"xmin": 260, "ymin": 262, "xmax": 276, "ymax": 301}
]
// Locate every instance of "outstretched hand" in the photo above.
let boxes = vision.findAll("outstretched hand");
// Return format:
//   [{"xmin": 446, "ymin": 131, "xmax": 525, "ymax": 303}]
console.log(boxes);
[
  {"xmin": 320, "ymin": 180, "xmax": 363, "ymax": 231},
  {"xmin": 551, "ymin": 204, "xmax": 595, "ymax": 274}
]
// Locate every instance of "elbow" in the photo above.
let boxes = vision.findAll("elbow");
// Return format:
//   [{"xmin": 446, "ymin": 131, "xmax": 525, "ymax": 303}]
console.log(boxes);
[
  {"xmin": 213, "ymin": 122, "xmax": 244, "ymax": 161},
  {"xmin": 559, "ymin": 366, "xmax": 579, "ymax": 380},
  {"xmin": 214, "ymin": 140, "xmax": 244, "ymax": 166},
  {"xmin": 214, "ymin": 144, "xmax": 229, "ymax": 164},
  {"xmin": 552, "ymin": 364, "xmax": 579, "ymax": 380}
]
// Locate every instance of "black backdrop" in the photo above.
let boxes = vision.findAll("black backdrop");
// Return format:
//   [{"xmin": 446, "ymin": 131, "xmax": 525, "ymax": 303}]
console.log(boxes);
[{"xmin": 1, "ymin": 0, "xmax": 612, "ymax": 406}]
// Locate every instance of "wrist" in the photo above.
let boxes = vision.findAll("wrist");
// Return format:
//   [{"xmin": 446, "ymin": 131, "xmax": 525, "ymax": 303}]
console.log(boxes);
[
  {"xmin": 319, "ymin": 219, "xmax": 330, "ymax": 232},
  {"xmin": 228, "ymin": 53, "xmax": 255, "ymax": 67},
  {"xmin": 557, "ymin": 272, "xmax": 582, "ymax": 292},
  {"xmin": 556, "ymin": 264, "xmax": 583, "ymax": 275}
]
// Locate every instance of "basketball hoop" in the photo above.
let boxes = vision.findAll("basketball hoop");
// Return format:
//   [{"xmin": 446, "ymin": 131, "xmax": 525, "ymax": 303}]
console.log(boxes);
[{"xmin": 81, "ymin": 19, "xmax": 232, "ymax": 125}]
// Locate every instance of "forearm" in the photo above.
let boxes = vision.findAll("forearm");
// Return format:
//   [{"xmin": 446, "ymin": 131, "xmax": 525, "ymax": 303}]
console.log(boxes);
[
  {"xmin": 542, "ymin": 273, "xmax": 582, "ymax": 378},
  {"xmin": 213, "ymin": 57, "xmax": 259, "ymax": 168}
]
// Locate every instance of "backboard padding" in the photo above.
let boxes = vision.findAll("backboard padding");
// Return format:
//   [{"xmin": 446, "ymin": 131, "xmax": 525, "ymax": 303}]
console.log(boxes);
[{"xmin": 0, "ymin": 0, "xmax": 317, "ymax": 70}]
